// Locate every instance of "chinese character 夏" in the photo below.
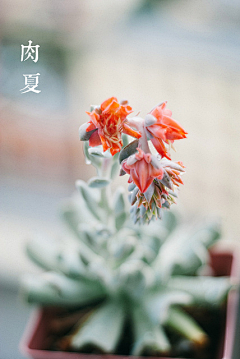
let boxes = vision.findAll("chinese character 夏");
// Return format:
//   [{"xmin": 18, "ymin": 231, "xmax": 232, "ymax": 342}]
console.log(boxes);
[{"xmin": 20, "ymin": 73, "xmax": 41, "ymax": 94}]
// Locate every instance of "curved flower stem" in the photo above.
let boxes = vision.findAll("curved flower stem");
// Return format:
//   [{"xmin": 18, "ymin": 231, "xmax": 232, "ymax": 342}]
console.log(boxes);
[
  {"xmin": 128, "ymin": 117, "xmax": 150, "ymax": 153},
  {"xmin": 100, "ymin": 187, "xmax": 111, "ymax": 216},
  {"xmin": 101, "ymin": 158, "xmax": 112, "ymax": 178},
  {"xmin": 138, "ymin": 124, "xmax": 150, "ymax": 153},
  {"xmin": 98, "ymin": 158, "xmax": 113, "ymax": 225}
]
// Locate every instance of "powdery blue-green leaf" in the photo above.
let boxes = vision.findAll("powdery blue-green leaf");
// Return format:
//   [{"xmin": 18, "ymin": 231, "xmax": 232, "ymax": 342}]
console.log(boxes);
[
  {"xmin": 61, "ymin": 202, "xmax": 86, "ymax": 238},
  {"xmin": 153, "ymin": 224, "xmax": 213, "ymax": 280},
  {"xmin": 190, "ymin": 220, "xmax": 221, "ymax": 248},
  {"xmin": 130, "ymin": 186, "xmax": 139, "ymax": 205},
  {"xmin": 110, "ymin": 234, "xmax": 136, "ymax": 266},
  {"xmin": 159, "ymin": 171, "xmax": 173, "ymax": 190},
  {"xmin": 69, "ymin": 299, "xmax": 125, "ymax": 353},
  {"xmin": 119, "ymin": 139, "xmax": 139, "ymax": 163},
  {"xmin": 78, "ymin": 223, "xmax": 97, "ymax": 247},
  {"xmin": 113, "ymin": 187, "xmax": 125, "ymax": 216},
  {"xmin": 168, "ymin": 276, "xmax": 233, "ymax": 307},
  {"xmin": 143, "ymin": 289, "xmax": 192, "ymax": 325},
  {"xmin": 109, "ymin": 152, "xmax": 120, "ymax": 178},
  {"xmin": 88, "ymin": 177, "xmax": 111, "ymax": 188},
  {"xmin": 118, "ymin": 260, "xmax": 154, "ymax": 298},
  {"xmin": 26, "ymin": 235, "xmax": 89, "ymax": 279},
  {"xmin": 77, "ymin": 223, "xmax": 110, "ymax": 253},
  {"xmin": 131, "ymin": 304, "xmax": 170, "ymax": 356},
  {"xmin": 161, "ymin": 210, "xmax": 179, "ymax": 233},
  {"xmin": 164, "ymin": 307, "xmax": 208, "ymax": 347},
  {"xmin": 79, "ymin": 123, "xmax": 96, "ymax": 141},
  {"xmin": 122, "ymin": 133, "xmax": 129, "ymax": 147},
  {"xmin": 75, "ymin": 180, "xmax": 101, "ymax": 220},
  {"xmin": 115, "ymin": 212, "xmax": 127, "ymax": 231},
  {"xmin": 110, "ymin": 161, "xmax": 120, "ymax": 179},
  {"xmin": 21, "ymin": 272, "xmax": 106, "ymax": 307},
  {"xmin": 83, "ymin": 141, "xmax": 102, "ymax": 168},
  {"xmin": 88, "ymin": 147, "xmax": 112, "ymax": 159},
  {"xmin": 159, "ymin": 220, "xmax": 221, "ymax": 280}
]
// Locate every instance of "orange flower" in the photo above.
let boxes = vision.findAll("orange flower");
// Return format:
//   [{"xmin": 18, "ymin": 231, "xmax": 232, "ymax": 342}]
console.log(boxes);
[
  {"xmin": 85, "ymin": 97, "xmax": 141, "ymax": 156},
  {"xmin": 146, "ymin": 102, "xmax": 187, "ymax": 159},
  {"xmin": 122, "ymin": 148, "xmax": 164, "ymax": 193}
]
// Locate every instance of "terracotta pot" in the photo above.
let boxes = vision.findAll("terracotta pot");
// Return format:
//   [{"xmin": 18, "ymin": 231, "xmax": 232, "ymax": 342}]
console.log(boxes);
[{"xmin": 20, "ymin": 251, "xmax": 239, "ymax": 359}]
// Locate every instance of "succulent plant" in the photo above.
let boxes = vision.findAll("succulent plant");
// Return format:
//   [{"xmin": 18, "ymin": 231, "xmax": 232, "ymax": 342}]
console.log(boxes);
[{"xmin": 21, "ymin": 97, "xmax": 233, "ymax": 357}]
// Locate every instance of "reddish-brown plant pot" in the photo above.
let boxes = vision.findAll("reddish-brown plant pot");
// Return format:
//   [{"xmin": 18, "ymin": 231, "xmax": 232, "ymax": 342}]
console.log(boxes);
[{"xmin": 20, "ymin": 251, "xmax": 239, "ymax": 359}]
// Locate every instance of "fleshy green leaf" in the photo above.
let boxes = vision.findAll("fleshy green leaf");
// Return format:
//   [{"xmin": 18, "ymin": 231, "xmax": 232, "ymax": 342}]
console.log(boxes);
[
  {"xmin": 110, "ymin": 234, "xmax": 136, "ymax": 266},
  {"xmin": 69, "ymin": 299, "xmax": 125, "ymax": 353},
  {"xmin": 122, "ymin": 133, "xmax": 129, "ymax": 147},
  {"xmin": 118, "ymin": 260, "xmax": 154, "ymax": 298},
  {"xmin": 153, "ymin": 222, "xmax": 220, "ymax": 279},
  {"xmin": 83, "ymin": 141, "xmax": 101, "ymax": 168},
  {"xmin": 21, "ymin": 272, "xmax": 106, "ymax": 307},
  {"xmin": 115, "ymin": 212, "xmax": 127, "ymax": 231},
  {"xmin": 164, "ymin": 307, "xmax": 208, "ymax": 347},
  {"xmin": 75, "ymin": 180, "xmax": 101, "ymax": 220},
  {"xmin": 88, "ymin": 177, "xmax": 111, "ymax": 188},
  {"xmin": 79, "ymin": 123, "xmax": 96, "ymax": 141},
  {"xmin": 113, "ymin": 187, "xmax": 125, "ymax": 216},
  {"xmin": 110, "ymin": 161, "xmax": 119, "ymax": 179},
  {"xmin": 88, "ymin": 147, "xmax": 112, "ymax": 159},
  {"xmin": 26, "ymin": 236, "xmax": 88, "ymax": 278},
  {"xmin": 168, "ymin": 276, "xmax": 233, "ymax": 307},
  {"xmin": 143, "ymin": 289, "xmax": 192, "ymax": 325},
  {"xmin": 131, "ymin": 304, "xmax": 170, "ymax": 356},
  {"xmin": 119, "ymin": 139, "xmax": 139, "ymax": 163}
]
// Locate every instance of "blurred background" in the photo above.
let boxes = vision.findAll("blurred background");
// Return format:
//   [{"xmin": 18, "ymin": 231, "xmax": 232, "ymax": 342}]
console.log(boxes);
[{"xmin": 1, "ymin": 0, "xmax": 240, "ymax": 356}]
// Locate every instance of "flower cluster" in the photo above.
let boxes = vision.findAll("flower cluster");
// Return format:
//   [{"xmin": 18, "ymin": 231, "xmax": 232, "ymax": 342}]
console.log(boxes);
[
  {"xmin": 121, "ymin": 148, "xmax": 164, "ymax": 193},
  {"xmin": 81, "ymin": 97, "xmax": 141, "ymax": 156},
  {"xmin": 146, "ymin": 102, "xmax": 187, "ymax": 159},
  {"xmin": 128, "ymin": 160, "xmax": 185, "ymax": 224},
  {"xmin": 79, "ymin": 97, "xmax": 187, "ymax": 223}
]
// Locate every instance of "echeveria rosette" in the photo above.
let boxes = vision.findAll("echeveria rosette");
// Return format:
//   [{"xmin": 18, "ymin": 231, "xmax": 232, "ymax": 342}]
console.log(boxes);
[
  {"xmin": 22, "ymin": 96, "xmax": 235, "ymax": 358},
  {"xmin": 145, "ymin": 102, "xmax": 188, "ymax": 159},
  {"xmin": 80, "ymin": 97, "xmax": 141, "ymax": 156}
]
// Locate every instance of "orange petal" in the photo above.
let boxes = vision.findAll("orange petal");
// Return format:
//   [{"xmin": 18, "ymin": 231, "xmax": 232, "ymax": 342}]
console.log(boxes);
[
  {"xmin": 104, "ymin": 100, "xmax": 120, "ymax": 114},
  {"xmin": 123, "ymin": 123, "xmax": 141, "ymax": 139},
  {"xmin": 151, "ymin": 102, "xmax": 172, "ymax": 118},
  {"xmin": 100, "ymin": 135, "xmax": 109, "ymax": 152},
  {"xmin": 101, "ymin": 97, "xmax": 118, "ymax": 111},
  {"xmin": 136, "ymin": 159, "xmax": 149, "ymax": 192},
  {"xmin": 86, "ymin": 111, "xmax": 100, "ymax": 128},
  {"xmin": 151, "ymin": 137, "xmax": 171, "ymax": 160},
  {"xmin": 162, "ymin": 116, "xmax": 187, "ymax": 134},
  {"xmin": 148, "ymin": 125, "xmax": 167, "ymax": 141},
  {"xmin": 110, "ymin": 142, "xmax": 121, "ymax": 156},
  {"xmin": 165, "ymin": 129, "xmax": 187, "ymax": 141},
  {"xmin": 86, "ymin": 121, "xmax": 96, "ymax": 132},
  {"xmin": 89, "ymin": 130, "xmax": 101, "ymax": 147},
  {"xmin": 131, "ymin": 168, "xmax": 141, "ymax": 191},
  {"xmin": 151, "ymin": 165, "xmax": 164, "ymax": 180},
  {"xmin": 142, "ymin": 177, "xmax": 154, "ymax": 193},
  {"xmin": 118, "ymin": 105, "xmax": 133, "ymax": 117},
  {"xmin": 151, "ymin": 107, "xmax": 163, "ymax": 121}
]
